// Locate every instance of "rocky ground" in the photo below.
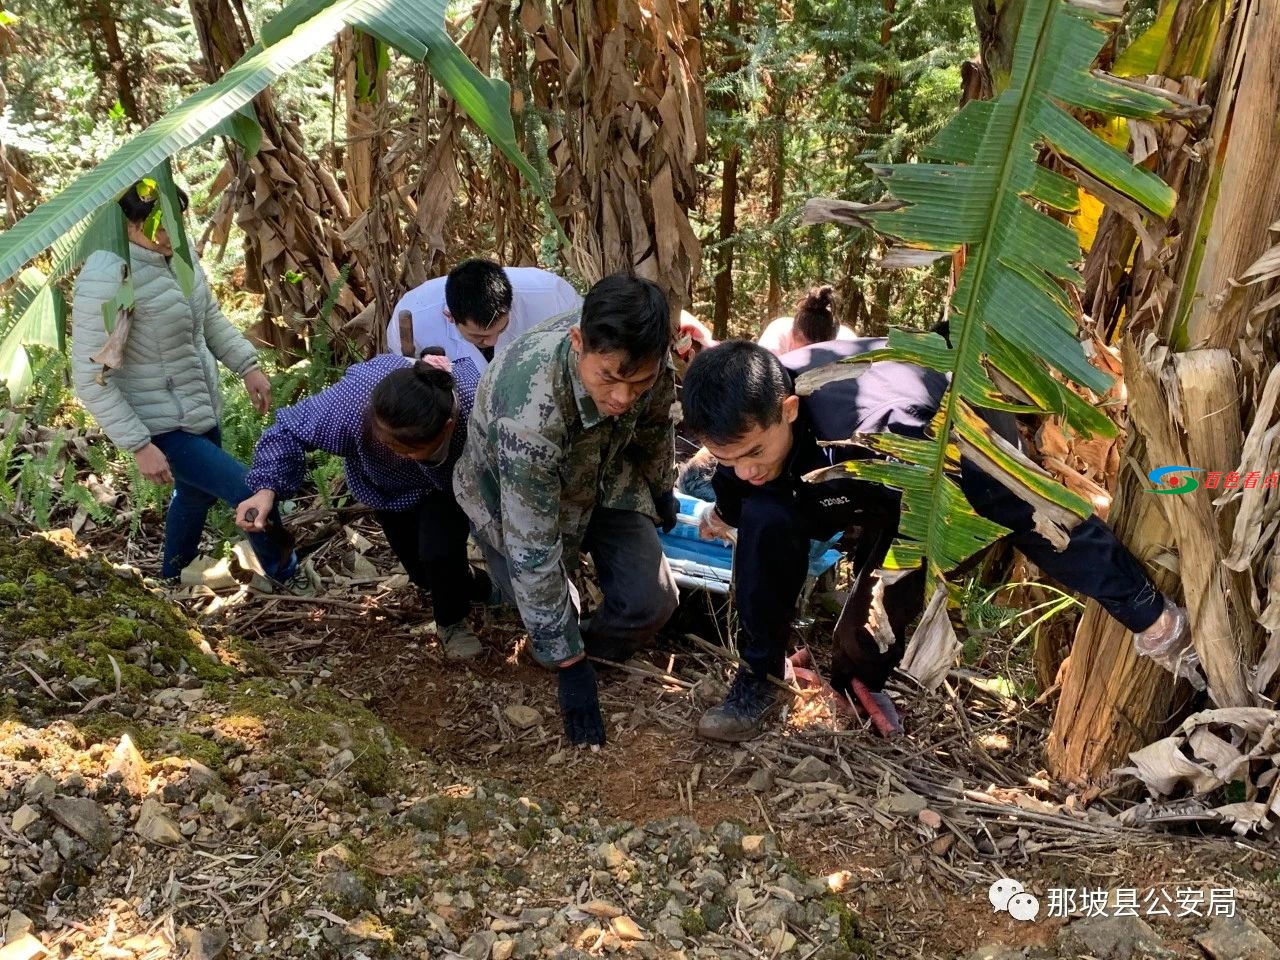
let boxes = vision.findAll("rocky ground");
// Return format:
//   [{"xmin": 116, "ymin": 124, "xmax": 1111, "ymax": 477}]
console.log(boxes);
[{"xmin": 3, "ymin": 523, "xmax": 1280, "ymax": 960}]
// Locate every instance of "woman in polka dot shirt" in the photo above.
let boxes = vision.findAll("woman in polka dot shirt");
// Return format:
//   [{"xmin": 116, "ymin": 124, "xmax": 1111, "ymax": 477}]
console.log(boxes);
[{"xmin": 236, "ymin": 350, "xmax": 492, "ymax": 659}]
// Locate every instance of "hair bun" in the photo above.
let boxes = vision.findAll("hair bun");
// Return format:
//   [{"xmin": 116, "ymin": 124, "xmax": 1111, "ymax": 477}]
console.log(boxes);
[
  {"xmin": 414, "ymin": 353, "xmax": 454, "ymax": 379},
  {"xmin": 815, "ymin": 285, "xmax": 834, "ymax": 307}
]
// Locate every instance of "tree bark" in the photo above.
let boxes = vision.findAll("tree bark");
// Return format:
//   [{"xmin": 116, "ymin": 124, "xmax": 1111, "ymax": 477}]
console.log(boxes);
[{"xmin": 710, "ymin": 0, "xmax": 744, "ymax": 340}]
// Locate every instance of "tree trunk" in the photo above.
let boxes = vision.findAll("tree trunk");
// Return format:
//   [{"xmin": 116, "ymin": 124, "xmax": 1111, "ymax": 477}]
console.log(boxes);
[
  {"xmin": 711, "ymin": 0, "xmax": 744, "ymax": 340},
  {"xmin": 712, "ymin": 142, "xmax": 739, "ymax": 340},
  {"xmin": 764, "ymin": 74, "xmax": 786, "ymax": 320},
  {"xmin": 190, "ymin": 0, "xmax": 369, "ymax": 353},
  {"xmin": 74, "ymin": 0, "xmax": 143, "ymax": 122},
  {"xmin": 338, "ymin": 29, "xmax": 387, "ymax": 219},
  {"xmin": 521, "ymin": 0, "xmax": 705, "ymax": 316},
  {"xmin": 1047, "ymin": 0, "xmax": 1277, "ymax": 784}
]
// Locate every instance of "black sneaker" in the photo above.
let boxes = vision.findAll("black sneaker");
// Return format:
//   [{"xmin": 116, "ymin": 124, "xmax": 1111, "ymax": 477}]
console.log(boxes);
[{"xmin": 697, "ymin": 665, "xmax": 776, "ymax": 742}]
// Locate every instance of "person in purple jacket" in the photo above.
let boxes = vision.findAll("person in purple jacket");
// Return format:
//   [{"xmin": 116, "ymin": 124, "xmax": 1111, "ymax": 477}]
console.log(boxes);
[{"xmin": 235, "ymin": 350, "xmax": 492, "ymax": 659}]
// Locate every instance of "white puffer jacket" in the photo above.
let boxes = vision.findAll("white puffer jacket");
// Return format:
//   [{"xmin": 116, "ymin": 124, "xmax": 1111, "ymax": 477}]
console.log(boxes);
[{"xmin": 71, "ymin": 243, "xmax": 259, "ymax": 452}]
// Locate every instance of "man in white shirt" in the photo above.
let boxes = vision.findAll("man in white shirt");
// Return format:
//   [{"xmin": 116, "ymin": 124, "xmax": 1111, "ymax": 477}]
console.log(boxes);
[{"xmin": 386, "ymin": 259, "xmax": 582, "ymax": 370}]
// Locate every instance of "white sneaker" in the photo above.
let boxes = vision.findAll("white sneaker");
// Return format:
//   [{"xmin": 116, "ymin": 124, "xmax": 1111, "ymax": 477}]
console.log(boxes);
[{"xmin": 439, "ymin": 620, "xmax": 482, "ymax": 660}]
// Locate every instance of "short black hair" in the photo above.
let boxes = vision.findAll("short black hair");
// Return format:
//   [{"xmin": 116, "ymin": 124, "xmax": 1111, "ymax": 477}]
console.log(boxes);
[
  {"xmin": 118, "ymin": 181, "xmax": 189, "ymax": 225},
  {"xmin": 681, "ymin": 340, "xmax": 792, "ymax": 445},
  {"xmin": 579, "ymin": 274, "xmax": 671, "ymax": 374},
  {"xmin": 793, "ymin": 285, "xmax": 837, "ymax": 344},
  {"xmin": 445, "ymin": 259, "xmax": 513, "ymax": 328},
  {"xmin": 369, "ymin": 359, "xmax": 456, "ymax": 447}
]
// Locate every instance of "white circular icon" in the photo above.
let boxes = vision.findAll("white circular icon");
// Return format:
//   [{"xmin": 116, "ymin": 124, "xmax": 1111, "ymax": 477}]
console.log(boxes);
[
  {"xmin": 1007, "ymin": 892, "xmax": 1040, "ymax": 922},
  {"xmin": 988, "ymin": 878, "xmax": 1024, "ymax": 911}
]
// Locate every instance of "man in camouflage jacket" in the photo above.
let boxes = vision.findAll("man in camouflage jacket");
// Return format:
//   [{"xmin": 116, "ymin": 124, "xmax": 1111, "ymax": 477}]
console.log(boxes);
[{"xmin": 454, "ymin": 274, "xmax": 680, "ymax": 745}]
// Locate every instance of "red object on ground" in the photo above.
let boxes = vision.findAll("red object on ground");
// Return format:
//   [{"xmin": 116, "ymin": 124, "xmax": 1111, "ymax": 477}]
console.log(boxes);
[{"xmin": 785, "ymin": 648, "xmax": 904, "ymax": 739}]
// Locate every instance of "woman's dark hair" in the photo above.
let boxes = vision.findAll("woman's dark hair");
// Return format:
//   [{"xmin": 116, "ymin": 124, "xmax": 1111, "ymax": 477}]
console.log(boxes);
[
  {"xmin": 445, "ymin": 259, "xmax": 514, "ymax": 328},
  {"xmin": 369, "ymin": 357, "xmax": 456, "ymax": 448},
  {"xmin": 118, "ymin": 181, "xmax": 190, "ymax": 225},
  {"xmin": 681, "ymin": 340, "xmax": 793, "ymax": 445},
  {"xmin": 580, "ymin": 273, "xmax": 671, "ymax": 374},
  {"xmin": 793, "ymin": 285, "xmax": 837, "ymax": 345}
]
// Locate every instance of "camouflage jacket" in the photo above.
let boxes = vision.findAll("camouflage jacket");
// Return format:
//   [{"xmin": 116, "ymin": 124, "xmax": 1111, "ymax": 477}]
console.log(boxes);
[{"xmin": 454, "ymin": 312, "xmax": 676, "ymax": 664}]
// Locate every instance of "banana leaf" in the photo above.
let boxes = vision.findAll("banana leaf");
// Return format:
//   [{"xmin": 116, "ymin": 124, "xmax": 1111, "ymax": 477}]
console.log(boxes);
[{"xmin": 803, "ymin": 0, "xmax": 1178, "ymax": 582}]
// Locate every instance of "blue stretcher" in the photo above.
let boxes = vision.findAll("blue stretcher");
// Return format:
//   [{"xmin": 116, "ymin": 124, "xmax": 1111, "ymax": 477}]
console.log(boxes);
[{"xmin": 659, "ymin": 492, "xmax": 843, "ymax": 595}]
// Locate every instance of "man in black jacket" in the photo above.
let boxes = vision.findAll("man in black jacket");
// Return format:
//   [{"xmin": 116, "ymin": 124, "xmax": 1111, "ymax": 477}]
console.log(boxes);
[{"xmin": 679, "ymin": 339, "xmax": 1193, "ymax": 742}]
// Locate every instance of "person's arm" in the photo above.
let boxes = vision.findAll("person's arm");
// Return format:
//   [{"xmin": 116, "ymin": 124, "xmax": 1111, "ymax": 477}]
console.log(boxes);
[
  {"xmin": 70, "ymin": 253, "xmax": 151, "ymax": 454},
  {"xmin": 709, "ymin": 463, "xmax": 747, "ymax": 529},
  {"xmin": 243, "ymin": 375, "xmax": 363, "ymax": 499},
  {"xmin": 631, "ymin": 367, "xmax": 678, "ymax": 515},
  {"xmin": 195, "ymin": 260, "xmax": 258, "ymax": 378},
  {"xmin": 494, "ymin": 418, "xmax": 583, "ymax": 665}
]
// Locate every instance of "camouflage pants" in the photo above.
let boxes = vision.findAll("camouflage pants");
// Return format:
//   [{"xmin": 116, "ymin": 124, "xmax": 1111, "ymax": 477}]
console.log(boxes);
[{"xmin": 479, "ymin": 507, "xmax": 678, "ymax": 667}]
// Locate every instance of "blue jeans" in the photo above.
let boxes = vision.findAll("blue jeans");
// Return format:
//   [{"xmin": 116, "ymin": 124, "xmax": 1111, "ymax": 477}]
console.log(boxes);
[{"xmin": 150, "ymin": 426, "xmax": 293, "ymax": 580}]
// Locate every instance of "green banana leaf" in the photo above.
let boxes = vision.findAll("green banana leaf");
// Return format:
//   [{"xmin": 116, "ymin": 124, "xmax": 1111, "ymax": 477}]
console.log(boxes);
[
  {"xmin": 0, "ymin": 0, "xmax": 541, "ymax": 287},
  {"xmin": 802, "ymin": 0, "xmax": 1177, "ymax": 583}
]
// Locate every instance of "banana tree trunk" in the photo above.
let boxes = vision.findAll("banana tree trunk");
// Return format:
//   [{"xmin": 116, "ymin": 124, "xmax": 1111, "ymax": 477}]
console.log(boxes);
[
  {"xmin": 189, "ymin": 0, "xmax": 369, "ymax": 353},
  {"xmin": 1047, "ymin": 0, "xmax": 1277, "ymax": 784},
  {"xmin": 519, "ymin": 0, "xmax": 705, "ymax": 314}
]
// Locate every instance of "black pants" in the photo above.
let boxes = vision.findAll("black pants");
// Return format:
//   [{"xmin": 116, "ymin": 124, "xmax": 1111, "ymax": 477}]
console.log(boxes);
[
  {"xmin": 734, "ymin": 462, "xmax": 1166, "ymax": 690},
  {"xmin": 376, "ymin": 490, "xmax": 490, "ymax": 628}
]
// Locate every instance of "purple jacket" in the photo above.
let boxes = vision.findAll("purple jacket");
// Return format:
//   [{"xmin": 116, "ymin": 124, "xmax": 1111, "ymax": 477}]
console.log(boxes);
[{"xmin": 245, "ymin": 355, "xmax": 479, "ymax": 512}]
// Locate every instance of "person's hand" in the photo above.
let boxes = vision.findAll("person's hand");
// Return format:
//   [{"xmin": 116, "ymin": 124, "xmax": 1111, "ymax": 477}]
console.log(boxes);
[
  {"xmin": 654, "ymin": 489, "xmax": 679, "ymax": 533},
  {"xmin": 558, "ymin": 658, "xmax": 605, "ymax": 746},
  {"xmin": 134, "ymin": 443, "xmax": 172, "ymax": 484},
  {"xmin": 244, "ymin": 368, "xmax": 272, "ymax": 415},
  {"xmin": 236, "ymin": 490, "xmax": 277, "ymax": 532},
  {"xmin": 676, "ymin": 314, "xmax": 716, "ymax": 360},
  {"xmin": 698, "ymin": 504, "xmax": 735, "ymax": 543}
]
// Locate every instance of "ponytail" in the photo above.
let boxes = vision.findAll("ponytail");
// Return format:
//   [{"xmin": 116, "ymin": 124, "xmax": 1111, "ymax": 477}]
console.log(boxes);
[
  {"xmin": 793, "ymin": 285, "xmax": 837, "ymax": 345},
  {"xmin": 369, "ymin": 355, "xmax": 456, "ymax": 448}
]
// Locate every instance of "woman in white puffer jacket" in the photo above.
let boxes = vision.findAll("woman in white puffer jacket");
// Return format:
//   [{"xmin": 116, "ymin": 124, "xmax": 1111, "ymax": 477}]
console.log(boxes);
[{"xmin": 71, "ymin": 182, "xmax": 296, "ymax": 583}]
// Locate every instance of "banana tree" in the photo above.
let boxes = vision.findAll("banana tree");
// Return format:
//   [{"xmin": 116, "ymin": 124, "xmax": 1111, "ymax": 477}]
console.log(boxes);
[
  {"xmin": 0, "ymin": 0, "xmax": 542, "ymax": 397},
  {"xmin": 800, "ymin": 0, "xmax": 1177, "ymax": 586}
]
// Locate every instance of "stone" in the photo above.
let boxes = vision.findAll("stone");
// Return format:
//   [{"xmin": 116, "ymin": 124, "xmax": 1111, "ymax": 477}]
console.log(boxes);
[
  {"xmin": 596, "ymin": 842, "xmax": 629, "ymax": 870},
  {"xmin": 878, "ymin": 791, "xmax": 929, "ymax": 817},
  {"xmin": 966, "ymin": 947, "xmax": 1026, "ymax": 960},
  {"xmin": 581, "ymin": 901, "xmax": 623, "ymax": 919},
  {"xmin": 0, "ymin": 934, "xmax": 47, "ymax": 960},
  {"xmin": 741, "ymin": 834, "xmax": 776, "ymax": 860},
  {"xmin": 1196, "ymin": 913, "xmax": 1280, "ymax": 960},
  {"xmin": 695, "ymin": 868, "xmax": 727, "ymax": 893},
  {"xmin": 1057, "ymin": 914, "xmax": 1177, "ymax": 960},
  {"xmin": 918, "ymin": 808, "xmax": 943, "ymax": 830},
  {"xmin": 180, "ymin": 926, "xmax": 230, "ymax": 960},
  {"xmin": 177, "ymin": 687, "xmax": 205, "ymax": 705},
  {"xmin": 45, "ymin": 796, "xmax": 111, "ymax": 852},
  {"xmin": 327, "ymin": 749, "xmax": 356, "ymax": 777},
  {"xmin": 321, "ymin": 871, "xmax": 375, "ymax": 912},
  {"xmin": 766, "ymin": 929, "xmax": 796, "ymax": 954},
  {"xmin": 492, "ymin": 941, "xmax": 516, "ymax": 960},
  {"xmin": 68, "ymin": 675, "xmax": 101, "ymax": 696},
  {"xmin": 788, "ymin": 756, "xmax": 833, "ymax": 783},
  {"xmin": 134, "ymin": 798, "xmax": 183, "ymax": 845},
  {"xmin": 4, "ymin": 909, "xmax": 34, "ymax": 942},
  {"xmin": 504, "ymin": 705, "xmax": 543, "ymax": 730},
  {"xmin": 610, "ymin": 917, "xmax": 646, "ymax": 941},
  {"xmin": 222, "ymin": 804, "xmax": 250, "ymax": 830},
  {"xmin": 746, "ymin": 769, "xmax": 775, "ymax": 793},
  {"xmin": 22, "ymin": 774, "xmax": 56, "ymax": 805},
  {"xmin": 243, "ymin": 917, "xmax": 269, "ymax": 943},
  {"xmin": 106, "ymin": 735, "xmax": 148, "ymax": 795},
  {"xmin": 11, "ymin": 804, "xmax": 39, "ymax": 834},
  {"xmin": 461, "ymin": 929, "xmax": 497, "ymax": 959}
]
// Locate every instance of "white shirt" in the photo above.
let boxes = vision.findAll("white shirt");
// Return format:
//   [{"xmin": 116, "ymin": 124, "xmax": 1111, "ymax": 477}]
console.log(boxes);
[
  {"xmin": 385, "ymin": 267, "xmax": 582, "ymax": 371},
  {"xmin": 756, "ymin": 315, "xmax": 858, "ymax": 356}
]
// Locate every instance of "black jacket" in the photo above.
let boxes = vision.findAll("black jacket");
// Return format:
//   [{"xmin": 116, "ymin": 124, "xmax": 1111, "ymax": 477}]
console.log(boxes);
[{"xmin": 711, "ymin": 338, "xmax": 949, "ymax": 538}]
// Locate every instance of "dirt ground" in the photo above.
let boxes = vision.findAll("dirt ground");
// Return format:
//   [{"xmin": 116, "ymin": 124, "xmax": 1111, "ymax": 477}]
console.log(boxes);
[{"xmin": 202, "ymin": 556, "xmax": 1280, "ymax": 960}]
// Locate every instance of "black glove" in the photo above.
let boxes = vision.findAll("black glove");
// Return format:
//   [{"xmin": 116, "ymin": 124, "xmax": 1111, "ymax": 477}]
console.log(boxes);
[
  {"xmin": 654, "ymin": 489, "xmax": 679, "ymax": 534},
  {"xmin": 558, "ymin": 659, "xmax": 606, "ymax": 746}
]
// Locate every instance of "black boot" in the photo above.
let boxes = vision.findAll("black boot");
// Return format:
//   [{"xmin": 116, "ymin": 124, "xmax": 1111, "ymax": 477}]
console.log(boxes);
[{"xmin": 697, "ymin": 664, "xmax": 776, "ymax": 742}]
